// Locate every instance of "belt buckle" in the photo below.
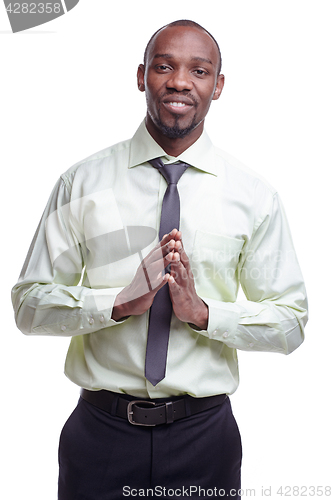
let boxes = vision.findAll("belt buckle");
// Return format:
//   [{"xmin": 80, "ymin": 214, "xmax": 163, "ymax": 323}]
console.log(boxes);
[{"xmin": 127, "ymin": 400, "xmax": 156, "ymax": 426}]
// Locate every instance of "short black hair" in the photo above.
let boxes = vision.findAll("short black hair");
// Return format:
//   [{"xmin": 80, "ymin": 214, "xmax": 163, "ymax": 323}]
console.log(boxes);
[{"xmin": 143, "ymin": 19, "xmax": 222, "ymax": 76}]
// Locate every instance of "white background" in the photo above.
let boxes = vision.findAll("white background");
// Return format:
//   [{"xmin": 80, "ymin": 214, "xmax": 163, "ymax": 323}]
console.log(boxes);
[{"xmin": 1, "ymin": 1, "xmax": 332, "ymax": 498}]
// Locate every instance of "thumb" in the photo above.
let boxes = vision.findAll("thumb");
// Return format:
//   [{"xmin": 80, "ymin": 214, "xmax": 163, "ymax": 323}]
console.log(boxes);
[{"xmin": 152, "ymin": 272, "xmax": 170, "ymax": 293}]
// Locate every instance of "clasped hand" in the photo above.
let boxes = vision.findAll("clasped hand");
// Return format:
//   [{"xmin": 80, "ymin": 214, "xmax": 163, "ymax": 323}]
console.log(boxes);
[{"xmin": 112, "ymin": 229, "xmax": 208, "ymax": 330}]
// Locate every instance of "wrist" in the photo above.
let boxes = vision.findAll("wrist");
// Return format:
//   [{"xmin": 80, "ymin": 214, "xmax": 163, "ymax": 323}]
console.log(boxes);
[
  {"xmin": 190, "ymin": 299, "xmax": 208, "ymax": 330},
  {"xmin": 111, "ymin": 290, "xmax": 130, "ymax": 321}
]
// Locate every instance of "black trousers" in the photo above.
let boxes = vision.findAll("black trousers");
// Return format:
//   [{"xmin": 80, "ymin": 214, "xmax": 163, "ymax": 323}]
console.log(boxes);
[{"xmin": 58, "ymin": 395, "xmax": 242, "ymax": 500}]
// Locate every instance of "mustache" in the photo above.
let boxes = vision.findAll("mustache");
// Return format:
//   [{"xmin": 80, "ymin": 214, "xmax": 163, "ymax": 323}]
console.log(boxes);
[{"xmin": 160, "ymin": 91, "xmax": 198, "ymax": 106}]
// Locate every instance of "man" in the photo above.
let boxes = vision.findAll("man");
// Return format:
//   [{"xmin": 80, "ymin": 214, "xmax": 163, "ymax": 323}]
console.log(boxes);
[{"xmin": 12, "ymin": 20, "xmax": 308, "ymax": 499}]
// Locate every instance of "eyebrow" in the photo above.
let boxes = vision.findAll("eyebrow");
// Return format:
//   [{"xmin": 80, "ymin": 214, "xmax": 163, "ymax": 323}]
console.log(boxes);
[
  {"xmin": 191, "ymin": 56, "xmax": 213, "ymax": 66},
  {"xmin": 153, "ymin": 54, "xmax": 213, "ymax": 66},
  {"xmin": 153, "ymin": 53, "xmax": 173, "ymax": 60}
]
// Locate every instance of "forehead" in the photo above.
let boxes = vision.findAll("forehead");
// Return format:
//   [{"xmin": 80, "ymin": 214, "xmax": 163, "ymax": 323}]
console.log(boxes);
[{"xmin": 146, "ymin": 26, "xmax": 219, "ymax": 68}]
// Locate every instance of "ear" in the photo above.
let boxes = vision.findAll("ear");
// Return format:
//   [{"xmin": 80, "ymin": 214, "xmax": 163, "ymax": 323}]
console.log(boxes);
[
  {"xmin": 212, "ymin": 74, "xmax": 225, "ymax": 101},
  {"xmin": 137, "ymin": 64, "xmax": 145, "ymax": 92}
]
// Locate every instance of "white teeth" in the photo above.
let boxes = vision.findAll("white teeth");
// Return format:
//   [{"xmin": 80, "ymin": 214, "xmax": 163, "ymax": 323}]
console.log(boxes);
[{"xmin": 169, "ymin": 102, "xmax": 186, "ymax": 107}]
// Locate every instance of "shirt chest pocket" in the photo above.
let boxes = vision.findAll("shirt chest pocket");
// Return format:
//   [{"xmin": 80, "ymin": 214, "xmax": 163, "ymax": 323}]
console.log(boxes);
[{"xmin": 191, "ymin": 230, "xmax": 245, "ymax": 302}]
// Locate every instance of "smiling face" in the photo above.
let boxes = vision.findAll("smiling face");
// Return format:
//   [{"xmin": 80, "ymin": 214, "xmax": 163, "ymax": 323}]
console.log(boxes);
[{"xmin": 137, "ymin": 25, "xmax": 224, "ymax": 154}]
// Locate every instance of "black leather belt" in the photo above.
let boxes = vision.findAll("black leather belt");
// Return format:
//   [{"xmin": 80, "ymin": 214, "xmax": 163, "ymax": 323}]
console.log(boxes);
[{"xmin": 80, "ymin": 388, "xmax": 227, "ymax": 426}]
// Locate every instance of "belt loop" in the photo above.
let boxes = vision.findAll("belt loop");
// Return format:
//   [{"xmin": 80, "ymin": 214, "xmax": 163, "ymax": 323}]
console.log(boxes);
[
  {"xmin": 110, "ymin": 393, "xmax": 118, "ymax": 416},
  {"xmin": 184, "ymin": 396, "xmax": 192, "ymax": 417},
  {"xmin": 165, "ymin": 401, "xmax": 174, "ymax": 424}
]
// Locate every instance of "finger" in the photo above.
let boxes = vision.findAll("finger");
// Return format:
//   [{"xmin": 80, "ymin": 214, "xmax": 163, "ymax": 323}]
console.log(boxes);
[
  {"xmin": 173, "ymin": 230, "xmax": 182, "ymax": 242},
  {"xmin": 145, "ymin": 230, "xmax": 178, "ymax": 261},
  {"xmin": 160, "ymin": 229, "xmax": 178, "ymax": 245},
  {"xmin": 157, "ymin": 229, "xmax": 182, "ymax": 255},
  {"xmin": 142, "ymin": 238, "xmax": 171, "ymax": 266},
  {"xmin": 147, "ymin": 239, "xmax": 176, "ymax": 267},
  {"xmin": 169, "ymin": 265, "xmax": 178, "ymax": 280},
  {"xmin": 143, "ymin": 232, "xmax": 180, "ymax": 276},
  {"xmin": 179, "ymin": 245, "xmax": 192, "ymax": 272},
  {"xmin": 153, "ymin": 231, "xmax": 181, "ymax": 259},
  {"xmin": 171, "ymin": 250, "xmax": 181, "ymax": 261},
  {"xmin": 152, "ymin": 272, "xmax": 170, "ymax": 292},
  {"xmin": 146, "ymin": 251, "xmax": 180, "ymax": 286},
  {"xmin": 174, "ymin": 239, "xmax": 182, "ymax": 252},
  {"xmin": 145, "ymin": 249, "xmax": 178, "ymax": 288},
  {"xmin": 170, "ymin": 257, "xmax": 187, "ymax": 283},
  {"xmin": 167, "ymin": 273, "xmax": 181, "ymax": 298},
  {"xmin": 161, "ymin": 250, "xmax": 181, "ymax": 273}
]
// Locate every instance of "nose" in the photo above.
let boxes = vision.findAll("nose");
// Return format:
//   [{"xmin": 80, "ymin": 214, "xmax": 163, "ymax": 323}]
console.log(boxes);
[{"xmin": 166, "ymin": 68, "xmax": 193, "ymax": 92}]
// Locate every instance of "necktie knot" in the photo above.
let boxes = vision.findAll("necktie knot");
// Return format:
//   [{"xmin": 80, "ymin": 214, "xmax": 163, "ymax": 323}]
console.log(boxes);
[{"xmin": 149, "ymin": 158, "xmax": 188, "ymax": 186}]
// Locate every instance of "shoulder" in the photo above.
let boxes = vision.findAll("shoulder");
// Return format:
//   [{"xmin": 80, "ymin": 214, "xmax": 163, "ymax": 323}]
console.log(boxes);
[
  {"xmin": 60, "ymin": 138, "xmax": 131, "ymax": 192},
  {"xmin": 210, "ymin": 144, "xmax": 279, "ymax": 222},
  {"xmin": 214, "ymin": 146, "xmax": 277, "ymax": 196}
]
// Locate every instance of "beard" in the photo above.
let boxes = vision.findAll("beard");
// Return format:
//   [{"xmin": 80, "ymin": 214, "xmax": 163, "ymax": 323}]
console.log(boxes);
[
  {"xmin": 149, "ymin": 92, "xmax": 200, "ymax": 139},
  {"xmin": 154, "ymin": 114, "xmax": 199, "ymax": 139}
]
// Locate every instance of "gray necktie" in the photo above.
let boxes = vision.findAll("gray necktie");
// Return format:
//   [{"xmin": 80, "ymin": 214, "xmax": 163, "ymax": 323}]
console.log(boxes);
[{"xmin": 145, "ymin": 158, "xmax": 188, "ymax": 386}]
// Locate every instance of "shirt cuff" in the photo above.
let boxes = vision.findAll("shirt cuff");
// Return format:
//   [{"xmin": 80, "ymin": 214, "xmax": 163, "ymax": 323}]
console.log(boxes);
[
  {"xmin": 33, "ymin": 287, "xmax": 129, "ymax": 336},
  {"xmin": 90, "ymin": 287, "xmax": 129, "ymax": 327},
  {"xmin": 193, "ymin": 296, "xmax": 241, "ymax": 343}
]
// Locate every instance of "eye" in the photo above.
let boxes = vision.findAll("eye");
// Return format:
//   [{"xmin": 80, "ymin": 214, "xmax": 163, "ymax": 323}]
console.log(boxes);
[
  {"xmin": 155, "ymin": 64, "xmax": 172, "ymax": 72},
  {"xmin": 193, "ymin": 69, "xmax": 208, "ymax": 76}
]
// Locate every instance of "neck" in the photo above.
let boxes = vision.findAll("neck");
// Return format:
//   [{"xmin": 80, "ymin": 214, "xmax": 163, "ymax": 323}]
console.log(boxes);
[{"xmin": 145, "ymin": 115, "xmax": 203, "ymax": 157}]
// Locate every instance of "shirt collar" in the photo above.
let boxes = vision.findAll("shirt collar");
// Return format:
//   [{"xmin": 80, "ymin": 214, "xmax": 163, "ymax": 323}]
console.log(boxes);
[{"xmin": 128, "ymin": 119, "xmax": 218, "ymax": 176}]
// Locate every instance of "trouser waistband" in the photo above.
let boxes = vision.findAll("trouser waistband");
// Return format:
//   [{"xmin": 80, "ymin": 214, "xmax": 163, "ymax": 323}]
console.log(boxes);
[{"xmin": 80, "ymin": 388, "xmax": 227, "ymax": 426}]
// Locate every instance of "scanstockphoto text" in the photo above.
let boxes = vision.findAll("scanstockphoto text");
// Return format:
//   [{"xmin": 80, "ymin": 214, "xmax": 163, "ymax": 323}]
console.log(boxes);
[
  {"xmin": 5, "ymin": 2, "xmax": 62, "ymax": 14},
  {"xmin": 122, "ymin": 485, "xmax": 332, "ymax": 497},
  {"xmin": 123, "ymin": 485, "xmax": 244, "ymax": 497}
]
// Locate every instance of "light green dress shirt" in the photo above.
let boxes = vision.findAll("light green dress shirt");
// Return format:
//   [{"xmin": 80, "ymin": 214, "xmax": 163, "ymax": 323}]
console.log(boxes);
[{"xmin": 12, "ymin": 121, "xmax": 308, "ymax": 398}]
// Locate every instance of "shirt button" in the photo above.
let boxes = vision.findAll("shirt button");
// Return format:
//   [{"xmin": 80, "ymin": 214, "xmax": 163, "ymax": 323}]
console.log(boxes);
[
  {"xmin": 89, "ymin": 318, "xmax": 94, "ymax": 325},
  {"xmin": 61, "ymin": 325, "xmax": 66, "ymax": 331},
  {"xmin": 212, "ymin": 329, "xmax": 218, "ymax": 337},
  {"xmin": 249, "ymin": 343, "xmax": 254, "ymax": 348},
  {"xmin": 222, "ymin": 330, "xmax": 229, "ymax": 338},
  {"xmin": 99, "ymin": 315, "xmax": 105, "ymax": 323}
]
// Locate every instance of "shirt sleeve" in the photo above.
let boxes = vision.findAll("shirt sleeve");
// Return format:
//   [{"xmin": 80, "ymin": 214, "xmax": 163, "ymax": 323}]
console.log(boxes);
[
  {"xmin": 11, "ymin": 177, "xmax": 126, "ymax": 337},
  {"xmin": 197, "ymin": 192, "xmax": 308, "ymax": 354}
]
